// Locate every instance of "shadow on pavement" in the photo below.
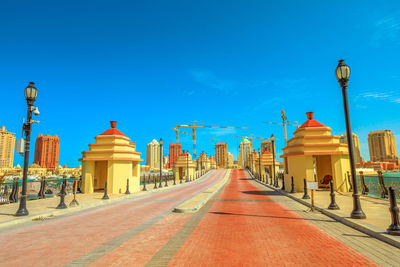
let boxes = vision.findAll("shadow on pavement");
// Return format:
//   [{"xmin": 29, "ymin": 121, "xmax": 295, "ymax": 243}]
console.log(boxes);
[
  {"xmin": 241, "ymin": 190, "xmax": 281, "ymax": 196},
  {"xmin": 208, "ymin": 211, "xmax": 334, "ymax": 222}
]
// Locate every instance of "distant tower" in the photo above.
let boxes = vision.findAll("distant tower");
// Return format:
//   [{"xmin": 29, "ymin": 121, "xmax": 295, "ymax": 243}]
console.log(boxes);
[
  {"xmin": 215, "ymin": 142, "xmax": 228, "ymax": 168},
  {"xmin": 227, "ymin": 152, "xmax": 234, "ymax": 167},
  {"xmin": 339, "ymin": 133, "xmax": 361, "ymax": 163},
  {"xmin": 368, "ymin": 130, "xmax": 398, "ymax": 162},
  {"xmin": 34, "ymin": 134, "xmax": 60, "ymax": 170},
  {"xmin": 0, "ymin": 126, "xmax": 16, "ymax": 168},
  {"xmin": 146, "ymin": 139, "xmax": 161, "ymax": 170},
  {"xmin": 168, "ymin": 142, "xmax": 182, "ymax": 168},
  {"xmin": 239, "ymin": 139, "xmax": 251, "ymax": 168}
]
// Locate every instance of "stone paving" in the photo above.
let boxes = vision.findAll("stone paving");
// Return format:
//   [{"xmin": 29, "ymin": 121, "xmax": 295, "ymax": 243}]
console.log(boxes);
[
  {"xmin": 0, "ymin": 173, "xmax": 208, "ymax": 227},
  {"xmin": 1, "ymin": 169, "xmax": 400, "ymax": 266}
]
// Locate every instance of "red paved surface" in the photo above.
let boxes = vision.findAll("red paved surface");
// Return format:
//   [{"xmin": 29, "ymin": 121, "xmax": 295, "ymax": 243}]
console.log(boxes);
[
  {"xmin": 0, "ymin": 170, "xmax": 225, "ymax": 267},
  {"xmin": 168, "ymin": 169, "xmax": 377, "ymax": 267},
  {"xmin": 88, "ymin": 213, "xmax": 192, "ymax": 267}
]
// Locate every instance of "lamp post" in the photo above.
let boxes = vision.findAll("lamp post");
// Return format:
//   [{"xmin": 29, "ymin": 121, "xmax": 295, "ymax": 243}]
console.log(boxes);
[
  {"xmin": 186, "ymin": 151, "xmax": 189, "ymax": 182},
  {"xmin": 16, "ymin": 82, "xmax": 39, "ymax": 216},
  {"xmin": 271, "ymin": 134, "xmax": 277, "ymax": 187},
  {"xmin": 159, "ymin": 138, "xmax": 166, "ymax": 187},
  {"xmin": 258, "ymin": 148, "xmax": 261, "ymax": 181},
  {"xmin": 335, "ymin": 59, "xmax": 366, "ymax": 219}
]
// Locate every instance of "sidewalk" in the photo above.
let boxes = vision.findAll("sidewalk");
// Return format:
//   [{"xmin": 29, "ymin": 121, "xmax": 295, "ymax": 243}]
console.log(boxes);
[
  {"xmin": 250, "ymin": 173, "xmax": 400, "ymax": 249},
  {"xmin": 0, "ymin": 172, "xmax": 211, "ymax": 229}
]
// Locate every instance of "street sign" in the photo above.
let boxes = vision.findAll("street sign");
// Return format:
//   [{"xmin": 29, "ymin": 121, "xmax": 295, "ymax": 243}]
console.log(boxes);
[{"xmin": 307, "ymin": 182, "xmax": 318, "ymax": 190}]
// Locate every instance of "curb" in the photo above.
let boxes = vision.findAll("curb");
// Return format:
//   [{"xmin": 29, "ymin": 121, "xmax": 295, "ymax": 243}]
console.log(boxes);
[
  {"xmin": 250, "ymin": 173, "xmax": 400, "ymax": 250},
  {"xmin": 0, "ymin": 171, "xmax": 214, "ymax": 229},
  {"xmin": 173, "ymin": 169, "xmax": 231, "ymax": 213}
]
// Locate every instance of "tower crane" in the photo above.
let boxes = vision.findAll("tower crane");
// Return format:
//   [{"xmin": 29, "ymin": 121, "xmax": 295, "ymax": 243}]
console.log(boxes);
[
  {"xmin": 175, "ymin": 121, "xmax": 248, "ymax": 159},
  {"xmin": 172, "ymin": 127, "xmax": 191, "ymax": 143},
  {"xmin": 263, "ymin": 109, "xmax": 299, "ymax": 146}
]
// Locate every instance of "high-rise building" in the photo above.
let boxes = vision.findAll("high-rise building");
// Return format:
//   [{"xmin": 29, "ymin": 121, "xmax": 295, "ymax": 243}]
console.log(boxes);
[
  {"xmin": 227, "ymin": 152, "xmax": 233, "ymax": 167},
  {"xmin": 0, "ymin": 126, "xmax": 16, "ymax": 168},
  {"xmin": 339, "ymin": 133, "xmax": 361, "ymax": 163},
  {"xmin": 146, "ymin": 139, "xmax": 162, "ymax": 170},
  {"xmin": 34, "ymin": 134, "xmax": 60, "ymax": 170},
  {"xmin": 239, "ymin": 138, "xmax": 251, "ymax": 168},
  {"xmin": 167, "ymin": 142, "xmax": 182, "ymax": 168},
  {"xmin": 215, "ymin": 142, "xmax": 228, "ymax": 168},
  {"xmin": 261, "ymin": 140, "xmax": 275, "ymax": 153},
  {"xmin": 368, "ymin": 130, "xmax": 398, "ymax": 162}
]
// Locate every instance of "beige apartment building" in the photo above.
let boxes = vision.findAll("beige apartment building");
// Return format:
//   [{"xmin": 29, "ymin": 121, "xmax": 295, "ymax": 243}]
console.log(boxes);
[
  {"xmin": 239, "ymin": 138, "xmax": 252, "ymax": 168},
  {"xmin": 215, "ymin": 142, "xmax": 228, "ymax": 168},
  {"xmin": 339, "ymin": 133, "xmax": 361, "ymax": 163},
  {"xmin": 0, "ymin": 126, "xmax": 16, "ymax": 168},
  {"xmin": 146, "ymin": 139, "xmax": 162, "ymax": 170},
  {"xmin": 227, "ymin": 152, "xmax": 233, "ymax": 167},
  {"xmin": 368, "ymin": 130, "xmax": 398, "ymax": 162}
]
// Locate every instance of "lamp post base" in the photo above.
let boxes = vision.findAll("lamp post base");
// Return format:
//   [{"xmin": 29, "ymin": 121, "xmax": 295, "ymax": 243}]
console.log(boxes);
[
  {"xmin": 351, "ymin": 194, "xmax": 366, "ymax": 219},
  {"xmin": 15, "ymin": 207, "xmax": 28, "ymax": 216}
]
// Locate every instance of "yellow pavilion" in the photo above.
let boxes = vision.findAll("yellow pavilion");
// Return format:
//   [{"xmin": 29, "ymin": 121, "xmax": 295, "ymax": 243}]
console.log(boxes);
[
  {"xmin": 173, "ymin": 151, "xmax": 196, "ymax": 181},
  {"xmin": 281, "ymin": 112, "xmax": 351, "ymax": 192},
  {"xmin": 79, "ymin": 121, "xmax": 142, "ymax": 194}
]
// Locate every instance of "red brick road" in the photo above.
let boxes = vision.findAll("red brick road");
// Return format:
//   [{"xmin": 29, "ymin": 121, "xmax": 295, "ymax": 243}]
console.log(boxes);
[
  {"xmin": 0, "ymin": 169, "xmax": 379, "ymax": 266},
  {"xmin": 0, "ymin": 170, "xmax": 225, "ymax": 267},
  {"xmin": 168, "ymin": 169, "xmax": 377, "ymax": 267}
]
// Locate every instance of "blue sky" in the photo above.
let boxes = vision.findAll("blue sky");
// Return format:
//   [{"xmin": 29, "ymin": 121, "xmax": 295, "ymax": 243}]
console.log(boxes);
[{"xmin": 1, "ymin": 1, "xmax": 400, "ymax": 167}]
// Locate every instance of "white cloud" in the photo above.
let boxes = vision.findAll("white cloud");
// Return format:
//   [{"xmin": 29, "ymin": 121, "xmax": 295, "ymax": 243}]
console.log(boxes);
[
  {"xmin": 360, "ymin": 91, "xmax": 400, "ymax": 104},
  {"xmin": 369, "ymin": 15, "xmax": 400, "ymax": 47}
]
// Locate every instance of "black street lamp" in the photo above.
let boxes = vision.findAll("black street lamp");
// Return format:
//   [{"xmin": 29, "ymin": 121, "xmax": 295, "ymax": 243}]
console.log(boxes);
[
  {"xmin": 271, "ymin": 134, "xmax": 277, "ymax": 187},
  {"xmin": 186, "ymin": 150, "xmax": 189, "ymax": 182},
  {"xmin": 258, "ymin": 148, "xmax": 261, "ymax": 181},
  {"xmin": 16, "ymin": 82, "xmax": 39, "ymax": 216},
  {"xmin": 335, "ymin": 59, "xmax": 366, "ymax": 219}
]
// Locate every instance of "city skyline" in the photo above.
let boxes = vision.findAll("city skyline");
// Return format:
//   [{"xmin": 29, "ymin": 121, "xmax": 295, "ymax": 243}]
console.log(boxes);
[{"xmin": 1, "ymin": 1, "xmax": 400, "ymax": 166}]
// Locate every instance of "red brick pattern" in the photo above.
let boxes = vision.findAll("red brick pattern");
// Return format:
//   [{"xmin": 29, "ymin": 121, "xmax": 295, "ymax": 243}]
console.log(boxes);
[
  {"xmin": 0, "ymin": 170, "xmax": 224, "ymax": 266},
  {"xmin": 168, "ymin": 169, "xmax": 378, "ymax": 267}
]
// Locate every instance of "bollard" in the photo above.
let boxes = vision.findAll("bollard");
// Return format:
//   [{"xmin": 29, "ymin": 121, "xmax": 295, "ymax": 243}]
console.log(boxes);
[
  {"xmin": 69, "ymin": 180, "xmax": 79, "ymax": 207},
  {"xmin": 56, "ymin": 177, "xmax": 68, "ymax": 209},
  {"xmin": 38, "ymin": 178, "xmax": 44, "ymax": 199},
  {"xmin": 378, "ymin": 171, "xmax": 388, "ymax": 199},
  {"xmin": 142, "ymin": 175, "xmax": 147, "ymax": 191},
  {"xmin": 359, "ymin": 171, "xmax": 369, "ymax": 195},
  {"xmin": 153, "ymin": 174, "xmax": 158, "ymax": 189},
  {"xmin": 13, "ymin": 179, "xmax": 19, "ymax": 203},
  {"xmin": 302, "ymin": 179, "xmax": 310, "ymax": 199},
  {"xmin": 125, "ymin": 178, "xmax": 131, "ymax": 194},
  {"xmin": 387, "ymin": 187, "xmax": 400, "ymax": 235},
  {"xmin": 3, "ymin": 184, "xmax": 9, "ymax": 196},
  {"xmin": 40, "ymin": 177, "xmax": 46, "ymax": 199},
  {"xmin": 290, "ymin": 176, "xmax": 296, "ymax": 193},
  {"xmin": 173, "ymin": 174, "xmax": 176, "ymax": 185},
  {"xmin": 328, "ymin": 180, "xmax": 340, "ymax": 210},
  {"xmin": 347, "ymin": 171, "xmax": 353, "ymax": 192},
  {"xmin": 9, "ymin": 179, "xmax": 17, "ymax": 203},
  {"xmin": 165, "ymin": 174, "xmax": 168, "ymax": 187},
  {"xmin": 102, "ymin": 181, "xmax": 109, "ymax": 200}
]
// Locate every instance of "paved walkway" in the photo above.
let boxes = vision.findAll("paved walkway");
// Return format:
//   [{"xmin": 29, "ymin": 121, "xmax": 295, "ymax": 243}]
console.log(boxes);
[
  {"xmin": 0, "ymin": 170, "xmax": 225, "ymax": 266},
  {"xmin": 2, "ymin": 169, "xmax": 400, "ymax": 266},
  {"xmin": 0, "ymin": 173, "xmax": 208, "ymax": 227}
]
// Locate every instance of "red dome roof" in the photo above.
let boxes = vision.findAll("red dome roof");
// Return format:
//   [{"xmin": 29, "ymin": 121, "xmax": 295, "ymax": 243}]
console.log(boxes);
[
  {"xmin": 299, "ymin": 112, "xmax": 327, "ymax": 128},
  {"xmin": 99, "ymin": 121, "xmax": 127, "ymax": 136},
  {"xmin": 263, "ymin": 150, "xmax": 271, "ymax": 154}
]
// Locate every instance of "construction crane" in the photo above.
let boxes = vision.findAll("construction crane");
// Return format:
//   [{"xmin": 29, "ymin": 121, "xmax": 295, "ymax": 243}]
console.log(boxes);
[
  {"xmin": 172, "ymin": 127, "xmax": 191, "ymax": 143},
  {"xmin": 263, "ymin": 109, "xmax": 299, "ymax": 146},
  {"xmin": 175, "ymin": 121, "xmax": 248, "ymax": 159}
]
